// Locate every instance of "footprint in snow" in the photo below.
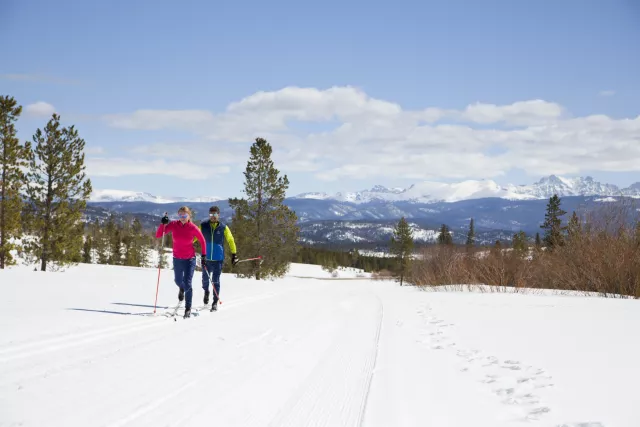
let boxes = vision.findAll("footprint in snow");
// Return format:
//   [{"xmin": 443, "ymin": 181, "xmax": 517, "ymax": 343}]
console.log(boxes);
[{"xmin": 556, "ymin": 423, "xmax": 605, "ymax": 427}]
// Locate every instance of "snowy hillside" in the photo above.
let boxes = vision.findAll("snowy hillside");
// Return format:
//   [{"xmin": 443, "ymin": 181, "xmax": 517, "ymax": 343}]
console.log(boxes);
[
  {"xmin": 2, "ymin": 262, "xmax": 639, "ymax": 426},
  {"xmin": 298, "ymin": 220, "xmax": 440, "ymax": 244},
  {"xmin": 90, "ymin": 189, "xmax": 223, "ymax": 204}
]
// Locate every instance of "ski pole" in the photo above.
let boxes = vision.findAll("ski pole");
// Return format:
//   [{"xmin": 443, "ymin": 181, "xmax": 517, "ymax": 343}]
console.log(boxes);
[
  {"xmin": 202, "ymin": 262, "xmax": 223, "ymax": 305},
  {"xmin": 153, "ymin": 212, "xmax": 168, "ymax": 314},
  {"xmin": 234, "ymin": 256, "xmax": 263, "ymax": 264}
]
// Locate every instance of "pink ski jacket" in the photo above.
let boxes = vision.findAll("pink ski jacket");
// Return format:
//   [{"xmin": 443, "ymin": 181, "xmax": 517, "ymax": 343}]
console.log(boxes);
[{"xmin": 156, "ymin": 220, "xmax": 206, "ymax": 259}]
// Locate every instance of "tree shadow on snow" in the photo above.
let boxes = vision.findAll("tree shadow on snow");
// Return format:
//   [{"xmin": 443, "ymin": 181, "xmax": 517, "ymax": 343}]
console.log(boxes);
[{"xmin": 66, "ymin": 308, "xmax": 155, "ymax": 317}]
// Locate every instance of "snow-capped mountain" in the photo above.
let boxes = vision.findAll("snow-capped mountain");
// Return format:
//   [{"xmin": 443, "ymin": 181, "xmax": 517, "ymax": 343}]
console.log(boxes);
[
  {"xmin": 90, "ymin": 176, "xmax": 640, "ymax": 206},
  {"xmin": 510, "ymin": 175, "xmax": 629, "ymax": 199},
  {"xmin": 90, "ymin": 190, "xmax": 223, "ymax": 204},
  {"xmin": 292, "ymin": 176, "xmax": 640, "ymax": 204}
]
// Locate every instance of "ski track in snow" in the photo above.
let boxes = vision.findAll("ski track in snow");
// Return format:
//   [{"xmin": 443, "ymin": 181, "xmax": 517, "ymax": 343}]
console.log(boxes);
[
  {"xmin": 266, "ymin": 291, "xmax": 383, "ymax": 427},
  {"xmin": 0, "ymin": 289, "xmax": 290, "ymax": 366},
  {"xmin": 1, "ymin": 264, "xmax": 636, "ymax": 427}
]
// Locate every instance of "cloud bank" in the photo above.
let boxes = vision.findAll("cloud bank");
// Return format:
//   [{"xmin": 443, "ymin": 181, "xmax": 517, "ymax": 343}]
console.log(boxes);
[{"xmin": 96, "ymin": 86, "xmax": 640, "ymax": 182}]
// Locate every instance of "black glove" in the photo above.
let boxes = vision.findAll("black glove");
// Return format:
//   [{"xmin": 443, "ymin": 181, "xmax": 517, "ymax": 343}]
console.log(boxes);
[
  {"xmin": 201, "ymin": 254, "xmax": 206, "ymax": 266},
  {"xmin": 231, "ymin": 253, "xmax": 238, "ymax": 266},
  {"xmin": 161, "ymin": 215, "xmax": 169, "ymax": 224}
]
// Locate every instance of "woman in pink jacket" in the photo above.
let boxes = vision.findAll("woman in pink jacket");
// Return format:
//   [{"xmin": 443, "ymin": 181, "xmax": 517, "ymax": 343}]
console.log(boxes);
[{"xmin": 156, "ymin": 206, "xmax": 206, "ymax": 318}]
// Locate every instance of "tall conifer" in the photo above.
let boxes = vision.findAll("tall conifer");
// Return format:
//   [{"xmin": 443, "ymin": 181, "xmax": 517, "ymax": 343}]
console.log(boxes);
[
  {"xmin": 0, "ymin": 96, "xmax": 31, "ymax": 268},
  {"xmin": 229, "ymin": 138, "xmax": 299, "ymax": 280},
  {"xmin": 24, "ymin": 114, "xmax": 92, "ymax": 271}
]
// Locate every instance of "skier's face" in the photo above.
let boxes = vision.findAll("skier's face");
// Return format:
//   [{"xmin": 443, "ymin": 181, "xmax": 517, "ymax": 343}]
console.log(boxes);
[
  {"xmin": 178, "ymin": 210, "xmax": 189, "ymax": 224},
  {"xmin": 209, "ymin": 212, "xmax": 219, "ymax": 222}
]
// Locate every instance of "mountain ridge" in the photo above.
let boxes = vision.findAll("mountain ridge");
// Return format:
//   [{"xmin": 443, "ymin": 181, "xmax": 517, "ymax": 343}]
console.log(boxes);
[{"xmin": 91, "ymin": 175, "xmax": 640, "ymax": 204}]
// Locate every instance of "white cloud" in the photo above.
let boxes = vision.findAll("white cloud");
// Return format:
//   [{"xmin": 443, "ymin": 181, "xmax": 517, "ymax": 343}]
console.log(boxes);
[
  {"xmin": 86, "ymin": 157, "xmax": 230, "ymax": 180},
  {"xmin": 458, "ymin": 99, "xmax": 564, "ymax": 126},
  {"xmin": 101, "ymin": 86, "xmax": 640, "ymax": 183},
  {"xmin": 599, "ymin": 90, "xmax": 616, "ymax": 97},
  {"xmin": 25, "ymin": 101, "xmax": 56, "ymax": 117}
]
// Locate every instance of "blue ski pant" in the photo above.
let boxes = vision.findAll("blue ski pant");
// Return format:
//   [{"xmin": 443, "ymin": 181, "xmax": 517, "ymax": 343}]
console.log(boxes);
[
  {"xmin": 202, "ymin": 260, "xmax": 223, "ymax": 301},
  {"xmin": 173, "ymin": 257, "xmax": 196, "ymax": 309}
]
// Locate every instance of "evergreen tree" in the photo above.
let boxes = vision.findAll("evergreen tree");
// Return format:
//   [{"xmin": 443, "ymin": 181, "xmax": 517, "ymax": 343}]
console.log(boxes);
[
  {"xmin": 24, "ymin": 114, "xmax": 92, "ymax": 271},
  {"xmin": 321, "ymin": 253, "xmax": 338, "ymax": 274},
  {"xmin": 541, "ymin": 194, "xmax": 567, "ymax": 249},
  {"xmin": 91, "ymin": 219, "xmax": 109, "ymax": 264},
  {"xmin": 466, "ymin": 218, "xmax": 475, "ymax": 247},
  {"xmin": 0, "ymin": 96, "xmax": 31, "ymax": 268},
  {"xmin": 106, "ymin": 216, "xmax": 122, "ymax": 265},
  {"xmin": 567, "ymin": 211, "xmax": 582, "ymax": 242},
  {"xmin": 349, "ymin": 248, "xmax": 360, "ymax": 268},
  {"xmin": 229, "ymin": 137, "xmax": 299, "ymax": 280},
  {"xmin": 390, "ymin": 217, "xmax": 414, "ymax": 286},
  {"xmin": 155, "ymin": 226, "xmax": 168, "ymax": 269},
  {"xmin": 69, "ymin": 222, "xmax": 84, "ymax": 263},
  {"xmin": 437, "ymin": 224, "xmax": 453, "ymax": 245},
  {"xmin": 82, "ymin": 235, "xmax": 93, "ymax": 264},
  {"xmin": 123, "ymin": 218, "xmax": 148, "ymax": 267},
  {"xmin": 512, "ymin": 230, "xmax": 527, "ymax": 255}
]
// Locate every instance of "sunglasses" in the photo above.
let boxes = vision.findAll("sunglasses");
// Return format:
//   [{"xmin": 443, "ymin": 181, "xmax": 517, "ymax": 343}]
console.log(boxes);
[
  {"xmin": 209, "ymin": 213, "xmax": 219, "ymax": 217},
  {"xmin": 178, "ymin": 213, "xmax": 189, "ymax": 218}
]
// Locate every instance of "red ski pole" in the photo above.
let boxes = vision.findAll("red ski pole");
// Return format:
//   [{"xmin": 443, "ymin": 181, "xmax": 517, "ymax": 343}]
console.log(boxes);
[
  {"xmin": 202, "ymin": 262, "xmax": 222, "ymax": 305},
  {"xmin": 153, "ymin": 213, "xmax": 168, "ymax": 314}
]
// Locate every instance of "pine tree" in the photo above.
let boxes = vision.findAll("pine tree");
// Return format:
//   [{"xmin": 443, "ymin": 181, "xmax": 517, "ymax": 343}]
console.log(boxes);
[
  {"xmin": 437, "ymin": 224, "xmax": 453, "ymax": 245},
  {"xmin": 228, "ymin": 137, "xmax": 299, "ymax": 280},
  {"xmin": 24, "ymin": 114, "xmax": 92, "ymax": 271},
  {"xmin": 155, "ymin": 226, "xmax": 168, "ymax": 269},
  {"xmin": 123, "ymin": 218, "xmax": 148, "ymax": 267},
  {"xmin": 390, "ymin": 217, "xmax": 414, "ymax": 286},
  {"xmin": 91, "ymin": 219, "xmax": 109, "ymax": 264},
  {"xmin": 535, "ymin": 232, "xmax": 542, "ymax": 249},
  {"xmin": 512, "ymin": 230, "xmax": 527, "ymax": 255},
  {"xmin": 567, "ymin": 211, "xmax": 582, "ymax": 242},
  {"xmin": 466, "ymin": 218, "xmax": 475, "ymax": 247},
  {"xmin": 321, "ymin": 253, "xmax": 338, "ymax": 275},
  {"xmin": 0, "ymin": 96, "xmax": 31, "ymax": 268},
  {"xmin": 541, "ymin": 194, "xmax": 567, "ymax": 249},
  {"xmin": 106, "ymin": 216, "xmax": 121, "ymax": 265},
  {"xmin": 82, "ymin": 235, "xmax": 93, "ymax": 263}
]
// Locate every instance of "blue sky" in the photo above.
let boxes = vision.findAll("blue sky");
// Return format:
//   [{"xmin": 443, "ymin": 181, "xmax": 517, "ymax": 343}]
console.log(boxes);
[{"xmin": 1, "ymin": 0, "xmax": 639, "ymax": 199}]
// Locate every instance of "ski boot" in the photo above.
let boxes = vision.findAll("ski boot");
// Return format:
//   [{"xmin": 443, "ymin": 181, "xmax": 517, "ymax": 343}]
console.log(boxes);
[
  {"xmin": 184, "ymin": 308, "xmax": 191, "ymax": 318},
  {"xmin": 203, "ymin": 290, "xmax": 210, "ymax": 305},
  {"xmin": 211, "ymin": 299, "xmax": 218, "ymax": 312}
]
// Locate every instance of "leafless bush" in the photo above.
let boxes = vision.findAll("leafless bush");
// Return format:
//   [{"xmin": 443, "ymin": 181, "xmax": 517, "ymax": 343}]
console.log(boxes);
[
  {"xmin": 410, "ymin": 199, "xmax": 640, "ymax": 298},
  {"xmin": 372, "ymin": 269, "xmax": 394, "ymax": 281}
]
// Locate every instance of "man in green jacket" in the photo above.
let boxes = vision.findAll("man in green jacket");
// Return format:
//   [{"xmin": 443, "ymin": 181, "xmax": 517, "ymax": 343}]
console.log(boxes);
[{"xmin": 200, "ymin": 206, "xmax": 238, "ymax": 311}]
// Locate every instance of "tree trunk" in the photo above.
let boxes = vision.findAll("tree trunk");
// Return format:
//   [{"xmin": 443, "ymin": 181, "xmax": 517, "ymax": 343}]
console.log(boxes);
[
  {"xmin": 41, "ymin": 171, "xmax": 54, "ymax": 271},
  {"xmin": 0, "ymin": 149, "xmax": 6, "ymax": 270}
]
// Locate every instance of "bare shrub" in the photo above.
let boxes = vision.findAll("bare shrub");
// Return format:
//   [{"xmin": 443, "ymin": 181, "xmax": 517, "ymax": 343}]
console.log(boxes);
[
  {"xmin": 410, "ymin": 199, "xmax": 640, "ymax": 298},
  {"xmin": 372, "ymin": 269, "xmax": 394, "ymax": 281}
]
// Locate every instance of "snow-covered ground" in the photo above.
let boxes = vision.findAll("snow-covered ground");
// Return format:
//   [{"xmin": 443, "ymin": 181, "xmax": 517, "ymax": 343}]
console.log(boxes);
[{"xmin": 1, "ymin": 262, "xmax": 639, "ymax": 427}]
